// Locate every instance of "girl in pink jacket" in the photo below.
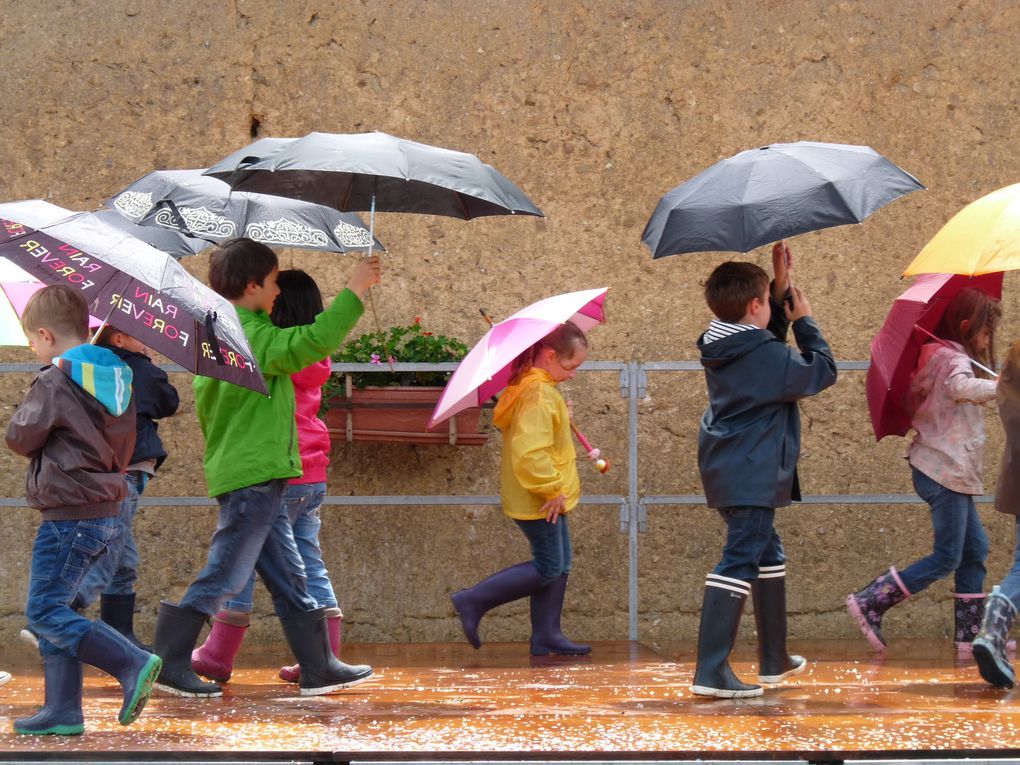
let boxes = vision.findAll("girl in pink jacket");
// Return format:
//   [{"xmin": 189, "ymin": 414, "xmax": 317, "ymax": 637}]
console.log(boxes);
[
  {"xmin": 192, "ymin": 270, "xmax": 345, "ymax": 683},
  {"xmin": 848, "ymin": 288, "xmax": 1002, "ymax": 652}
]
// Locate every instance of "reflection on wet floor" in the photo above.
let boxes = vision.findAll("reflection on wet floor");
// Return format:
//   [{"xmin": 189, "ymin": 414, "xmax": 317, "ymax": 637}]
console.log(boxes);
[{"xmin": 0, "ymin": 639, "xmax": 1017, "ymax": 757}]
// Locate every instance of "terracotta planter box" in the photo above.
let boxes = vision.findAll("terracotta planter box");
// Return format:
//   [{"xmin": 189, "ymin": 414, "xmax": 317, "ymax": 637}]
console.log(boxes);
[{"xmin": 324, "ymin": 385, "xmax": 488, "ymax": 446}]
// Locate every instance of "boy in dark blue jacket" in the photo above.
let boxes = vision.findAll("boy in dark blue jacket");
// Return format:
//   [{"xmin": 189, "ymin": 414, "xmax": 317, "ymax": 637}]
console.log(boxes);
[{"xmin": 692, "ymin": 243, "xmax": 837, "ymax": 698}]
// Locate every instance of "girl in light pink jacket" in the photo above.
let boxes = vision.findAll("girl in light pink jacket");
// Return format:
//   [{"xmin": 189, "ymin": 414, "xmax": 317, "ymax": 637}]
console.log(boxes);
[{"xmin": 848, "ymin": 288, "xmax": 1002, "ymax": 653}]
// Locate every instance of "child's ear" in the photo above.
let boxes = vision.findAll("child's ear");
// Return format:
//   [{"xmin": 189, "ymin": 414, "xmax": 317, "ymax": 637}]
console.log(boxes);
[{"xmin": 960, "ymin": 318, "xmax": 972, "ymax": 334}]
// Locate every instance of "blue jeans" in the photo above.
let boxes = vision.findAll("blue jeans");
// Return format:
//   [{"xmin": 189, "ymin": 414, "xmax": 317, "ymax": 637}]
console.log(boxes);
[
  {"xmin": 178, "ymin": 479, "xmax": 316, "ymax": 617},
  {"xmin": 76, "ymin": 471, "xmax": 148, "ymax": 605},
  {"xmin": 26, "ymin": 517, "xmax": 119, "ymax": 657},
  {"xmin": 514, "ymin": 514, "xmax": 573, "ymax": 584},
  {"xmin": 224, "ymin": 482, "xmax": 336, "ymax": 612},
  {"xmin": 997, "ymin": 517, "xmax": 1020, "ymax": 610},
  {"xmin": 899, "ymin": 467, "xmax": 988, "ymax": 595},
  {"xmin": 713, "ymin": 506, "xmax": 785, "ymax": 581}
]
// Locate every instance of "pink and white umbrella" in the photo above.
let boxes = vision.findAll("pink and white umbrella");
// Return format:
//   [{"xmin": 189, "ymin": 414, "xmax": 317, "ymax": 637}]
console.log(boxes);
[{"xmin": 428, "ymin": 288, "xmax": 608, "ymax": 429}]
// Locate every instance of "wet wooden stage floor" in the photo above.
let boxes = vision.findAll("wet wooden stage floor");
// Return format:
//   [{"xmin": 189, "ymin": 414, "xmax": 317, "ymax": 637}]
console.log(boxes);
[{"xmin": 1, "ymin": 639, "xmax": 1019, "ymax": 761}]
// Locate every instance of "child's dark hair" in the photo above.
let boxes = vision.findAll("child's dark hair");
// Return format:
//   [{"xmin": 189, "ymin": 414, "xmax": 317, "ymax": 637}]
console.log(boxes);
[
  {"xmin": 208, "ymin": 238, "xmax": 278, "ymax": 300},
  {"xmin": 936, "ymin": 287, "xmax": 1002, "ymax": 376},
  {"xmin": 509, "ymin": 321, "xmax": 587, "ymax": 384},
  {"xmin": 21, "ymin": 284, "xmax": 89, "ymax": 340},
  {"xmin": 270, "ymin": 269, "xmax": 324, "ymax": 329},
  {"xmin": 704, "ymin": 261, "xmax": 769, "ymax": 322}
]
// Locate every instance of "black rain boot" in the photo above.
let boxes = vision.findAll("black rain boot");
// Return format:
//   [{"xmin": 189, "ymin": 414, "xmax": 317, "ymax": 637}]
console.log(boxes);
[
  {"xmin": 451, "ymin": 562, "xmax": 546, "ymax": 649},
  {"xmin": 973, "ymin": 586, "xmax": 1018, "ymax": 688},
  {"xmin": 77, "ymin": 620, "xmax": 162, "ymax": 725},
  {"xmin": 846, "ymin": 566, "xmax": 910, "ymax": 651},
  {"xmin": 14, "ymin": 655, "xmax": 84, "ymax": 735},
  {"xmin": 100, "ymin": 593, "xmax": 150, "ymax": 652},
  {"xmin": 751, "ymin": 565, "xmax": 807, "ymax": 683},
  {"xmin": 691, "ymin": 575, "xmax": 762, "ymax": 698},
  {"xmin": 530, "ymin": 574, "xmax": 591, "ymax": 656},
  {"xmin": 279, "ymin": 607, "xmax": 374, "ymax": 696},
  {"xmin": 152, "ymin": 601, "xmax": 222, "ymax": 697}
]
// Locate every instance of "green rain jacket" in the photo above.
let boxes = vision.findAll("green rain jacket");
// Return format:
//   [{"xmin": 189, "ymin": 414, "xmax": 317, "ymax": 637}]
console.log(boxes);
[{"xmin": 194, "ymin": 289, "xmax": 364, "ymax": 497}]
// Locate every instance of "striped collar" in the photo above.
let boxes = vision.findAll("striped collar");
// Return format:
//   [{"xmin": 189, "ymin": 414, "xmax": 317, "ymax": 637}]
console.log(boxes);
[{"xmin": 702, "ymin": 319, "xmax": 759, "ymax": 345}]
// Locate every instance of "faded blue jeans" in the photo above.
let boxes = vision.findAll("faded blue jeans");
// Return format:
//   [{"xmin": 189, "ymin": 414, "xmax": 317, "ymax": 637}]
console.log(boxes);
[
  {"xmin": 178, "ymin": 479, "xmax": 316, "ymax": 618},
  {"xmin": 713, "ymin": 506, "xmax": 785, "ymax": 581},
  {"xmin": 26, "ymin": 517, "xmax": 119, "ymax": 657},
  {"xmin": 224, "ymin": 482, "xmax": 336, "ymax": 612},
  {"xmin": 991, "ymin": 517, "xmax": 1020, "ymax": 609},
  {"xmin": 514, "ymin": 513, "xmax": 573, "ymax": 585},
  {"xmin": 76, "ymin": 471, "xmax": 148, "ymax": 605},
  {"xmin": 899, "ymin": 467, "xmax": 988, "ymax": 595}
]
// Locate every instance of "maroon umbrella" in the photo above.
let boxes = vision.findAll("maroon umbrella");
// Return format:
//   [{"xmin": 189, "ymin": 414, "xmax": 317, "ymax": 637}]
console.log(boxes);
[
  {"xmin": 0, "ymin": 200, "xmax": 268, "ymax": 394},
  {"xmin": 866, "ymin": 271, "xmax": 1002, "ymax": 440}
]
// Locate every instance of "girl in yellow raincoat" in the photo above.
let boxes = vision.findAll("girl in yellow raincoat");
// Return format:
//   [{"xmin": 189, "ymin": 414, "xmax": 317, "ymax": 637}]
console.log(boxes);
[{"xmin": 451, "ymin": 321, "xmax": 591, "ymax": 655}]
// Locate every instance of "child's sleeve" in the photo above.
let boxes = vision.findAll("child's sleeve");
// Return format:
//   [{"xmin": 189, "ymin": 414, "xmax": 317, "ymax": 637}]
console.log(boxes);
[
  {"xmin": 133, "ymin": 360, "xmax": 179, "ymax": 420},
  {"xmin": 944, "ymin": 354, "xmax": 997, "ymax": 404},
  {"xmin": 5, "ymin": 378, "xmax": 59, "ymax": 458},
  {"xmin": 780, "ymin": 317, "xmax": 838, "ymax": 401},
  {"xmin": 509, "ymin": 390, "xmax": 564, "ymax": 499},
  {"xmin": 256, "ymin": 289, "xmax": 365, "ymax": 376}
]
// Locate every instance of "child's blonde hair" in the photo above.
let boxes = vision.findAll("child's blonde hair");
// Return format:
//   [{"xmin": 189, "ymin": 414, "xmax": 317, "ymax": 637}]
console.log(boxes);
[
  {"xmin": 509, "ymin": 321, "xmax": 587, "ymax": 385},
  {"xmin": 21, "ymin": 285, "xmax": 89, "ymax": 341}
]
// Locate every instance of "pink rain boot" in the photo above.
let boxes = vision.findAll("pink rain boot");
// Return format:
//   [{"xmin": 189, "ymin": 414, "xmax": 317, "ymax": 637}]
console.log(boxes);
[
  {"xmin": 279, "ymin": 607, "xmax": 342, "ymax": 683},
  {"xmin": 190, "ymin": 610, "xmax": 250, "ymax": 683}
]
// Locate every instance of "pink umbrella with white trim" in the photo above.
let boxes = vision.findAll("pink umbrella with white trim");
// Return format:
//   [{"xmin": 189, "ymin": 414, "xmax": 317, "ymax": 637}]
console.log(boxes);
[{"xmin": 428, "ymin": 288, "xmax": 609, "ymax": 430}]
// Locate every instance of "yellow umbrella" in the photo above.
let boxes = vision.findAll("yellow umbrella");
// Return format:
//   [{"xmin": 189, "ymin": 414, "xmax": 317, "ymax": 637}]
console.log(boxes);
[{"xmin": 903, "ymin": 183, "xmax": 1020, "ymax": 276}]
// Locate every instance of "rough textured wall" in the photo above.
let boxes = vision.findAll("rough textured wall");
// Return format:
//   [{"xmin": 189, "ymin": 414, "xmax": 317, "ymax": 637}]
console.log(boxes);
[{"xmin": 1, "ymin": 0, "xmax": 1019, "ymax": 647}]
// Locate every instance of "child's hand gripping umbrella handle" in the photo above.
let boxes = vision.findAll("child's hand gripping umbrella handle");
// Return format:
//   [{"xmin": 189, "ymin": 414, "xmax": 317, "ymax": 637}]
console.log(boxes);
[{"xmin": 570, "ymin": 421, "xmax": 610, "ymax": 474}]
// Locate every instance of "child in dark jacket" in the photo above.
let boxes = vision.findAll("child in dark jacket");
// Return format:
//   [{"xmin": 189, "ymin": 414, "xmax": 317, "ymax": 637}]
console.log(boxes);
[
  {"xmin": 74, "ymin": 326, "xmax": 179, "ymax": 647},
  {"xmin": 6, "ymin": 285, "xmax": 161, "ymax": 734},
  {"xmin": 692, "ymin": 243, "xmax": 837, "ymax": 698}
]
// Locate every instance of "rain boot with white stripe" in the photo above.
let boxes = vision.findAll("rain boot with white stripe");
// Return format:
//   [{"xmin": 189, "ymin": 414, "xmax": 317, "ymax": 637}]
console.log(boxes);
[
  {"xmin": 691, "ymin": 574, "xmax": 763, "ymax": 698},
  {"xmin": 751, "ymin": 564, "xmax": 807, "ymax": 684}
]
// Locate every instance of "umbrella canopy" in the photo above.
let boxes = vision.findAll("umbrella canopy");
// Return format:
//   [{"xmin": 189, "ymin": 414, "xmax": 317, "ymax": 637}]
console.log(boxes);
[
  {"xmin": 107, "ymin": 169, "xmax": 381, "ymax": 254},
  {"xmin": 205, "ymin": 131, "xmax": 543, "ymax": 220},
  {"xmin": 866, "ymin": 271, "xmax": 1002, "ymax": 440},
  {"xmin": 902, "ymin": 183, "xmax": 1020, "ymax": 276},
  {"xmin": 0, "ymin": 278, "xmax": 103, "ymax": 345},
  {"xmin": 642, "ymin": 141, "xmax": 924, "ymax": 259},
  {"xmin": 93, "ymin": 207, "xmax": 207, "ymax": 260},
  {"xmin": 0, "ymin": 200, "xmax": 267, "ymax": 394},
  {"xmin": 428, "ymin": 288, "xmax": 608, "ymax": 428}
]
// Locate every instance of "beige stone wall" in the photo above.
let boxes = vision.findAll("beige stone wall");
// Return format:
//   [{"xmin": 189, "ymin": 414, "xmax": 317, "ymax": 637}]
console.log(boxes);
[{"xmin": 1, "ymin": 0, "xmax": 1019, "ymax": 645}]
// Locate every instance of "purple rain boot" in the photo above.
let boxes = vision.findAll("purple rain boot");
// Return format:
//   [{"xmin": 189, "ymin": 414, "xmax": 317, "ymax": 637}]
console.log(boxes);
[
  {"xmin": 451, "ymin": 562, "xmax": 546, "ymax": 649},
  {"xmin": 973, "ymin": 586, "xmax": 1018, "ymax": 688},
  {"xmin": 846, "ymin": 565, "xmax": 910, "ymax": 651},
  {"xmin": 529, "ymin": 574, "xmax": 591, "ymax": 656}
]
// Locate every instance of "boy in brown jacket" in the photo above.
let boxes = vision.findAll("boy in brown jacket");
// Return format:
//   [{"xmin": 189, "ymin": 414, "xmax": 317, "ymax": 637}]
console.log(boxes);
[{"xmin": 5, "ymin": 285, "xmax": 161, "ymax": 735}]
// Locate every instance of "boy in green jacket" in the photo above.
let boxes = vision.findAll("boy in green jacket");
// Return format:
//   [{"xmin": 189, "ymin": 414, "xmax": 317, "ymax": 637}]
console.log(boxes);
[{"xmin": 152, "ymin": 238, "xmax": 380, "ymax": 698}]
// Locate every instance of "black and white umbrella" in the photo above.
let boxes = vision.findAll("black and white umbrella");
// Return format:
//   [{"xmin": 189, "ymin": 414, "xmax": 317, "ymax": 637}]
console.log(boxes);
[
  {"xmin": 642, "ymin": 141, "xmax": 923, "ymax": 259},
  {"xmin": 107, "ymin": 169, "xmax": 381, "ymax": 255}
]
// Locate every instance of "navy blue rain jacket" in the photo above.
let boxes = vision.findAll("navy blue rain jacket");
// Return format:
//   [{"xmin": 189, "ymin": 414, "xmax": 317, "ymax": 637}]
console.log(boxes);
[
  {"xmin": 697, "ymin": 309, "xmax": 837, "ymax": 509},
  {"xmin": 103, "ymin": 345, "xmax": 180, "ymax": 470}
]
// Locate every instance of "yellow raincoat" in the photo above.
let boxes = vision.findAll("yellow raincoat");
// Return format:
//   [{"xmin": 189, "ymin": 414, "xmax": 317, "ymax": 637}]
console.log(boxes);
[{"xmin": 492, "ymin": 367, "xmax": 580, "ymax": 521}]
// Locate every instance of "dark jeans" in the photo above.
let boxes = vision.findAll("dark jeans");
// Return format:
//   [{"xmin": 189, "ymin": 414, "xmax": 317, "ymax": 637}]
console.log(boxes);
[
  {"xmin": 713, "ymin": 506, "xmax": 785, "ymax": 581},
  {"xmin": 899, "ymin": 467, "xmax": 988, "ymax": 595},
  {"xmin": 26, "ymin": 517, "xmax": 119, "ymax": 657},
  {"xmin": 76, "ymin": 471, "xmax": 148, "ymax": 605},
  {"xmin": 178, "ymin": 479, "xmax": 316, "ymax": 617},
  {"xmin": 514, "ymin": 514, "xmax": 573, "ymax": 584}
]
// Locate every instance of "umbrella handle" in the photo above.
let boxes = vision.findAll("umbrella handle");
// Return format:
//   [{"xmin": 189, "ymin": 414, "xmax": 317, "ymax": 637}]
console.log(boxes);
[{"xmin": 570, "ymin": 421, "xmax": 609, "ymax": 474}]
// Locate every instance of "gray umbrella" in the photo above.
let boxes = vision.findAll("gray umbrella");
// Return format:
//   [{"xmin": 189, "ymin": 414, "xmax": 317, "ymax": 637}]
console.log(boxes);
[
  {"xmin": 642, "ymin": 141, "xmax": 924, "ymax": 259},
  {"xmin": 93, "ymin": 207, "xmax": 207, "ymax": 259},
  {"xmin": 107, "ymin": 169, "xmax": 382, "ymax": 255},
  {"xmin": 204, "ymin": 131, "xmax": 543, "ymax": 220}
]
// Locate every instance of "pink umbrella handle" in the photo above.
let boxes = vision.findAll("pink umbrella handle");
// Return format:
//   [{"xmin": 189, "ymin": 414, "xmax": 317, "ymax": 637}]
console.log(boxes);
[{"xmin": 570, "ymin": 421, "xmax": 609, "ymax": 474}]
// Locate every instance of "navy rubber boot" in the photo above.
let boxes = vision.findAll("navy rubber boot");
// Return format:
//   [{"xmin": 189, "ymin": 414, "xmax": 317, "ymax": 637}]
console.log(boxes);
[
  {"xmin": 152, "ymin": 601, "xmax": 222, "ymax": 698},
  {"xmin": 529, "ymin": 574, "xmax": 591, "ymax": 656},
  {"xmin": 279, "ymin": 607, "xmax": 374, "ymax": 696},
  {"xmin": 451, "ymin": 562, "xmax": 546, "ymax": 649},
  {"xmin": 77, "ymin": 620, "xmax": 161, "ymax": 725},
  {"xmin": 691, "ymin": 576, "xmax": 763, "ymax": 698},
  {"xmin": 751, "ymin": 568, "xmax": 807, "ymax": 683},
  {"xmin": 100, "ymin": 593, "xmax": 151, "ymax": 652},
  {"xmin": 14, "ymin": 655, "xmax": 84, "ymax": 736}
]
